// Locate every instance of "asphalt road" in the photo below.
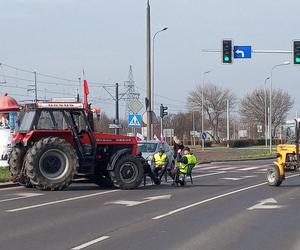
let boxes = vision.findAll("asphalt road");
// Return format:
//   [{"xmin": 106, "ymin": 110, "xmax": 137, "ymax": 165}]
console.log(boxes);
[{"xmin": 1, "ymin": 159, "xmax": 300, "ymax": 250}]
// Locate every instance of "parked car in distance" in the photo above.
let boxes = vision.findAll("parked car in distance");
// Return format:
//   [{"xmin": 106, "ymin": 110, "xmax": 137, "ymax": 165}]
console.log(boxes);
[{"xmin": 137, "ymin": 140, "xmax": 174, "ymax": 170}]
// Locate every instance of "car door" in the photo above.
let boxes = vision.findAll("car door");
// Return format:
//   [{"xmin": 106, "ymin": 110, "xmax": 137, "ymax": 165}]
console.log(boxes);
[{"xmin": 162, "ymin": 142, "xmax": 174, "ymax": 168}]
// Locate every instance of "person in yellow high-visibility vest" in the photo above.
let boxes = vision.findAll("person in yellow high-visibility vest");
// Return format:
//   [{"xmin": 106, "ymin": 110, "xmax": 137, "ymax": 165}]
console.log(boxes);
[
  {"xmin": 153, "ymin": 148, "xmax": 169, "ymax": 180},
  {"xmin": 171, "ymin": 147, "xmax": 197, "ymax": 185}
]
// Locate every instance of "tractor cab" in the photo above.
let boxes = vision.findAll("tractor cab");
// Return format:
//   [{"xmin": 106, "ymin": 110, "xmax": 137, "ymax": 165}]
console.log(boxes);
[
  {"xmin": 15, "ymin": 102, "xmax": 96, "ymax": 162},
  {"xmin": 266, "ymin": 119, "xmax": 300, "ymax": 186}
]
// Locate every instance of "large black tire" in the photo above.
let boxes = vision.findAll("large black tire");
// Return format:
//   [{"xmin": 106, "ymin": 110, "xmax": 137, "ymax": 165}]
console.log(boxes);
[
  {"xmin": 8, "ymin": 147, "xmax": 31, "ymax": 187},
  {"xmin": 8, "ymin": 147, "xmax": 23, "ymax": 177},
  {"xmin": 24, "ymin": 137, "xmax": 78, "ymax": 190},
  {"xmin": 266, "ymin": 165, "xmax": 282, "ymax": 186},
  {"xmin": 110, "ymin": 154, "xmax": 144, "ymax": 189}
]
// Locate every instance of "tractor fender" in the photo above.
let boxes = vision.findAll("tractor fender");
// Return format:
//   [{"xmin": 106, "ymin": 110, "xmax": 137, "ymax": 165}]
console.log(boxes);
[
  {"xmin": 273, "ymin": 161, "xmax": 285, "ymax": 176},
  {"xmin": 107, "ymin": 148, "xmax": 132, "ymax": 171}
]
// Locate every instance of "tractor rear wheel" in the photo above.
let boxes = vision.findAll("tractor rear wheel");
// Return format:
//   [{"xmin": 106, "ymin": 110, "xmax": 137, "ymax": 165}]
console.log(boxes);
[
  {"xmin": 25, "ymin": 137, "xmax": 78, "ymax": 190},
  {"xmin": 8, "ymin": 147, "xmax": 31, "ymax": 187},
  {"xmin": 266, "ymin": 165, "xmax": 282, "ymax": 186},
  {"xmin": 8, "ymin": 147, "xmax": 23, "ymax": 177},
  {"xmin": 110, "ymin": 155, "xmax": 143, "ymax": 189}
]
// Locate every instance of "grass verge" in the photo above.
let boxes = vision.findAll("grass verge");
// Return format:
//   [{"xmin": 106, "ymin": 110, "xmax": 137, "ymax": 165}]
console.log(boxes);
[{"xmin": 0, "ymin": 167, "xmax": 11, "ymax": 182}]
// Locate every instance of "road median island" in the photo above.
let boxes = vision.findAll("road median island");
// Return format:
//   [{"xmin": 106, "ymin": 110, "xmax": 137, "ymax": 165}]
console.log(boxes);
[{"xmin": 188, "ymin": 146, "xmax": 275, "ymax": 163}]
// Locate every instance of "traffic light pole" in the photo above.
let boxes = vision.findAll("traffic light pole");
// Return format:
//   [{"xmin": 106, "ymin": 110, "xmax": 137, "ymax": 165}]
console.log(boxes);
[
  {"xmin": 160, "ymin": 117, "xmax": 163, "ymax": 139},
  {"xmin": 202, "ymin": 49, "xmax": 292, "ymax": 54}
]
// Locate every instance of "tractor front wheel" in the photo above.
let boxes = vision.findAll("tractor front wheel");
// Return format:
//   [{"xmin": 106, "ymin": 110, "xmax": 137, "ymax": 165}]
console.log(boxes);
[
  {"xmin": 110, "ymin": 155, "xmax": 143, "ymax": 189},
  {"xmin": 266, "ymin": 165, "xmax": 282, "ymax": 186},
  {"xmin": 25, "ymin": 137, "xmax": 78, "ymax": 190}
]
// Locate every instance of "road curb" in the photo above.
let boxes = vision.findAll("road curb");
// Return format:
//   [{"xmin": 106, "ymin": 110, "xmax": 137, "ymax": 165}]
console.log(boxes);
[
  {"xmin": 0, "ymin": 182, "xmax": 19, "ymax": 189},
  {"xmin": 198, "ymin": 157, "xmax": 274, "ymax": 165},
  {"xmin": 208, "ymin": 157, "xmax": 275, "ymax": 163}
]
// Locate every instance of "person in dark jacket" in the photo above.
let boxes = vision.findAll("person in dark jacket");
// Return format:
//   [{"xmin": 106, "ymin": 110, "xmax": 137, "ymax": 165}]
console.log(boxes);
[{"xmin": 173, "ymin": 136, "xmax": 184, "ymax": 159}]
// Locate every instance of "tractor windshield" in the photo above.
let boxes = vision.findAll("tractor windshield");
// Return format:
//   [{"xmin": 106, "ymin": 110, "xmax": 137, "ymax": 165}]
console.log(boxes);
[
  {"xmin": 285, "ymin": 124, "xmax": 296, "ymax": 143},
  {"xmin": 18, "ymin": 111, "xmax": 36, "ymax": 133},
  {"xmin": 36, "ymin": 110, "xmax": 69, "ymax": 130}
]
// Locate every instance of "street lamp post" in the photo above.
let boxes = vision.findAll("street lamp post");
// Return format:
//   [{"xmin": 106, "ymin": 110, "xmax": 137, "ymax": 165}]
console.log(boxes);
[
  {"xmin": 146, "ymin": 0, "xmax": 152, "ymax": 140},
  {"xmin": 264, "ymin": 76, "xmax": 270, "ymax": 148},
  {"xmin": 152, "ymin": 27, "xmax": 168, "ymax": 137},
  {"xmin": 202, "ymin": 70, "xmax": 210, "ymax": 151},
  {"xmin": 269, "ymin": 61, "xmax": 290, "ymax": 153}
]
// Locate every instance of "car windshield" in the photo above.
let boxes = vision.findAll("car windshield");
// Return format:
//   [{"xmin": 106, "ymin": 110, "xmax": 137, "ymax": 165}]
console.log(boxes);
[{"xmin": 137, "ymin": 142, "xmax": 158, "ymax": 153}]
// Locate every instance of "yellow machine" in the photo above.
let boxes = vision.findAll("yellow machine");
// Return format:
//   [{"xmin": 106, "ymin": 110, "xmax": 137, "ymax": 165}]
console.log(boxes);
[{"xmin": 266, "ymin": 120, "xmax": 300, "ymax": 186}]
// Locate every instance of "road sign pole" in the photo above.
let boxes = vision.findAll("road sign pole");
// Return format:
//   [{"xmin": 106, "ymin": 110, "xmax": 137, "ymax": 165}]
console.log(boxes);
[{"xmin": 227, "ymin": 99, "xmax": 230, "ymax": 148}]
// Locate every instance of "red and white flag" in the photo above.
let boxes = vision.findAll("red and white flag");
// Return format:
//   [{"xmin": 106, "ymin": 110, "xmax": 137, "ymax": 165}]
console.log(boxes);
[{"xmin": 82, "ymin": 68, "xmax": 89, "ymax": 109}]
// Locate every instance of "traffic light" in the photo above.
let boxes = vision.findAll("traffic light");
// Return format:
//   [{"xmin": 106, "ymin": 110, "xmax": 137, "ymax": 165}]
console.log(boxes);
[
  {"xmin": 293, "ymin": 40, "xmax": 300, "ymax": 64},
  {"xmin": 222, "ymin": 40, "xmax": 233, "ymax": 64},
  {"xmin": 160, "ymin": 104, "xmax": 168, "ymax": 118}
]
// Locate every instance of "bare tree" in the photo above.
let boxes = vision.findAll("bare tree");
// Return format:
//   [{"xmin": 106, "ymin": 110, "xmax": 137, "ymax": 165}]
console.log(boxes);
[
  {"xmin": 240, "ymin": 88, "xmax": 294, "ymax": 138},
  {"xmin": 187, "ymin": 83, "xmax": 236, "ymax": 143}
]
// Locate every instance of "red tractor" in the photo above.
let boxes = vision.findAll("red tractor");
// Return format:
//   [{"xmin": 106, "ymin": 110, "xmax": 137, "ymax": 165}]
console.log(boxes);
[{"xmin": 8, "ymin": 102, "xmax": 144, "ymax": 190}]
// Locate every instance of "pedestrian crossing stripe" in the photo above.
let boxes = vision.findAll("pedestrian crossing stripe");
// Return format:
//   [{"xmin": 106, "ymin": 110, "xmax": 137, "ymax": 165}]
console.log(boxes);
[{"xmin": 128, "ymin": 114, "xmax": 142, "ymax": 128}]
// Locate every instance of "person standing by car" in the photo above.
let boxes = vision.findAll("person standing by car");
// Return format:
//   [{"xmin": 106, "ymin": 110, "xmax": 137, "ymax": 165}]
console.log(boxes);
[
  {"xmin": 153, "ymin": 148, "xmax": 169, "ymax": 180},
  {"xmin": 173, "ymin": 136, "xmax": 184, "ymax": 159}
]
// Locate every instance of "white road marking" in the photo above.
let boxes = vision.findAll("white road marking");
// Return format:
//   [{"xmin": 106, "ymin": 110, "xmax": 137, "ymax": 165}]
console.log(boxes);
[
  {"xmin": 221, "ymin": 175, "xmax": 256, "ymax": 181},
  {"xmin": 6, "ymin": 190, "xmax": 119, "ymax": 212},
  {"xmin": 239, "ymin": 166, "xmax": 266, "ymax": 171},
  {"xmin": 192, "ymin": 172, "xmax": 226, "ymax": 179},
  {"xmin": 217, "ymin": 166, "xmax": 239, "ymax": 171},
  {"xmin": 152, "ymin": 174, "xmax": 299, "ymax": 220},
  {"xmin": 105, "ymin": 194, "xmax": 172, "ymax": 207},
  {"xmin": 0, "ymin": 192, "xmax": 43, "ymax": 203},
  {"xmin": 71, "ymin": 236, "xmax": 110, "ymax": 250},
  {"xmin": 247, "ymin": 198, "xmax": 283, "ymax": 210},
  {"xmin": 197, "ymin": 165, "xmax": 226, "ymax": 170}
]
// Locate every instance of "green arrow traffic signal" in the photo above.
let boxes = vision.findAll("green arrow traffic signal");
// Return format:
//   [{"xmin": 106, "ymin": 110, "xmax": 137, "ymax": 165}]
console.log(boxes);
[{"xmin": 224, "ymin": 56, "xmax": 230, "ymax": 62}]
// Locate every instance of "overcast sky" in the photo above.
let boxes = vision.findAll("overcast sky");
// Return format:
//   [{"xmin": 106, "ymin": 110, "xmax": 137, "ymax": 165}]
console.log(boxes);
[{"xmin": 0, "ymin": 0, "xmax": 299, "ymax": 119}]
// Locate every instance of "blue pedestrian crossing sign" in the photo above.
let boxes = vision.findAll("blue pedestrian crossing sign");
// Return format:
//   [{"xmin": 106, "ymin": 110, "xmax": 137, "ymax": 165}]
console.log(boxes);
[
  {"xmin": 128, "ymin": 114, "xmax": 142, "ymax": 128},
  {"xmin": 234, "ymin": 46, "xmax": 252, "ymax": 59}
]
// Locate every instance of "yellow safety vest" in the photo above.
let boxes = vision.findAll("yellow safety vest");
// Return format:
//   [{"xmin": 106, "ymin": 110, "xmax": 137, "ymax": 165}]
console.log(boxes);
[
  {"xmin": 186, "ymin": 154, "xmax": 197, "ymax": 165},
  {"xmin": 178, "ymin": 154, "xmax": 197, "ymax": 174},
  {"xmin": 154, "ymin": 153, "xmax": 167, "ymax": 166},
  {"xmin": 178, "ymin": 161, "xmax": 188, "ymax": 174}
]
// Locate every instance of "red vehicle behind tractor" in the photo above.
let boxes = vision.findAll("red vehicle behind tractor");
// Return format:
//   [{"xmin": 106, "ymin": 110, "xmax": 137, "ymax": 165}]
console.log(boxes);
[{"xmin": 9, "ymin": 102, "xmax": 144, "ymax": 190}]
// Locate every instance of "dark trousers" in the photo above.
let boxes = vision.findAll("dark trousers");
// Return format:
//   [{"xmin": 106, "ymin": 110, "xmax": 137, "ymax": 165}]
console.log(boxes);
[
  {"xmin": 154, "ymin": 165, "xmax": 167, "ymax": 180},
  {"xmin": 144, "ymin": 165, "xmax": 160, "ymax": 185},
  {"xmin": 170, "ymin": 166, "xmax": 179, "ymax": 181}
]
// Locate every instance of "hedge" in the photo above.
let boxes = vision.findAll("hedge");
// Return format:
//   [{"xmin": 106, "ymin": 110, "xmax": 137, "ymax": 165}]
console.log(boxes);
[{"xmin": 221, "ymin": 139, "xmax": 287, "ymax": 148}]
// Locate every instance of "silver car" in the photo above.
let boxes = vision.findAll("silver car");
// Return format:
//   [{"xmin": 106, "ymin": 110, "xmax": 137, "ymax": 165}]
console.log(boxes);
[{"xmin": 137, "ymin": 140, "xmax": 174, "ymax": 170}]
